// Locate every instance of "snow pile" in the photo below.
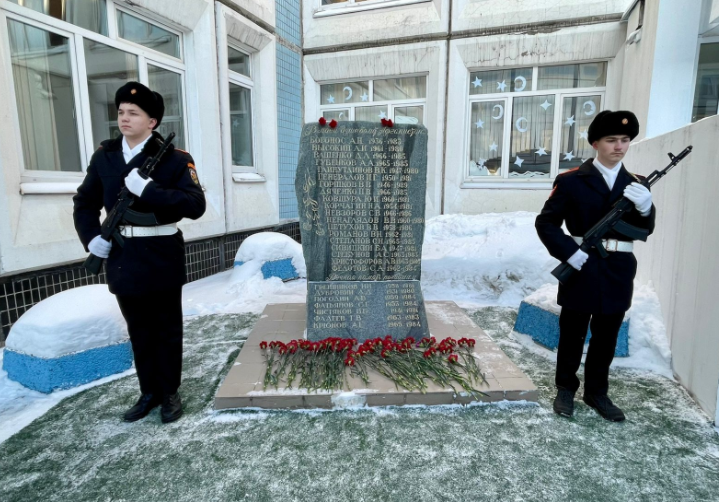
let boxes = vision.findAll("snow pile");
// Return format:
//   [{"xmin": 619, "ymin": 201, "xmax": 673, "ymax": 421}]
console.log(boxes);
[
  {"xmin": 512, "ymin": 282, "xmax": 672, "ymax": 377},
  {"xmin": 232, "ymin": 232, "xmax": 306, "ymax": 279},
  {"xmin": 421, "ymin": 212, "xmax": 556, "ymax": 307},
  {"xmin": 523, "ymin": 283, "xmax": 563, "ymax": 315},
  {"xmin": 614, "ymin": 282, "xmax": 672, "ymax": 376},
  {"xmin": 5, "ymin": 285, "xmax": 127, "ymax": 358},
  {"xmin": 183, "ymin": 270, "xmax": 307, "ymax": 316}
]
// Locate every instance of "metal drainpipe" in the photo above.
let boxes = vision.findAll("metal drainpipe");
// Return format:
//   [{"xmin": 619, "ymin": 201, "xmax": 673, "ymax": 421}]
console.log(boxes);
[{"xmin": 440, "ymin": 0, "xmax": 452, "ymax": 215}]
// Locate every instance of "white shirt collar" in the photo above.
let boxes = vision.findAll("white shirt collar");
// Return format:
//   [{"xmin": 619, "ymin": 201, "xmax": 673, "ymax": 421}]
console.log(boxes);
[
  {"xmin": 592, "ymin": 158, "xmax": 623, "ymax": 190},
  {"xmin": 122, "ymin": 134, "xmax": 152, "ymax": 164}
]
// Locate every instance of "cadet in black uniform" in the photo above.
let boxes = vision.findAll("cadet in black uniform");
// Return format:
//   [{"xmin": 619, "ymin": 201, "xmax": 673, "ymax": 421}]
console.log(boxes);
[
  {"xmin": 73, "ymin": 82, "xmax": 206, "ymax": 423},
  {"xmin": 535, "ymin": 110, "xmax": 655, "ymax": 422}
]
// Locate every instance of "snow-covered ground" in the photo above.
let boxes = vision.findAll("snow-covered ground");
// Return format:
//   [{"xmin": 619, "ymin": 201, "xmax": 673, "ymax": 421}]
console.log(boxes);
[{"xmin": 0, "ymin": 212, "xmax": 676, "ymax": 444}]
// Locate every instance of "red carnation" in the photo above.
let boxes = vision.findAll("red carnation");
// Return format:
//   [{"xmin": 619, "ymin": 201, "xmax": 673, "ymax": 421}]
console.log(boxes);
[
  {"xmin": 319, "ymin": 117, "xmax": 327, "ymax": 126},
  {"xmin": 448, "ymin": 354, "xmax": 459, "ymax": 364},
  {"xmin": 259, "ymin": 341, "xmax": 268, "ymax": 350},
  {"xmin": 381, "ymin": 118, "xmax": 388, "ymax": 126},
  {"xmin": 344, "ymin": 356, "xmax": 356, "ymax": 367},
  {"xmin": 329, "ymin": 119, "xmax": 338, "ymax": 128},
  {"xmin": 467, "ymin": 339, "xmax": 476, "ymax": 348},
  {"xmin": 387, "ymin": 119, "xmax": 393, "ymax": 127}
]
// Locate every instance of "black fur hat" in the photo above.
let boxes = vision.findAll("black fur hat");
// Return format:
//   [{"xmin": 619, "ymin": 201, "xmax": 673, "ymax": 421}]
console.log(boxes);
[
  {"xmin": 587, "ymin": 110, "xmax": 639, "ymax": 144},
  {"xmin": 114, "ymin": 81, "xmax": 165, "ymax": 129}
]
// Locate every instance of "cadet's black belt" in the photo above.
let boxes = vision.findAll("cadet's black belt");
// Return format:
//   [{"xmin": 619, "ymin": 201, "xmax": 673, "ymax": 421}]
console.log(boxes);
[
  {"xmin": 572, "ymin": 236, "xmax": 633, "ymax": 252},
  {"xmin": 119, "ymin": 223, "xmax": 177, "ymax": 237}
]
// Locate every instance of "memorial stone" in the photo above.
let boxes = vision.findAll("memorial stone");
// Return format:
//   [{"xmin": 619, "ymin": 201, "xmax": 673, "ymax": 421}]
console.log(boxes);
[{"xmin": 296, "ymin": 121, "xmax": 430, "ymax": 342}]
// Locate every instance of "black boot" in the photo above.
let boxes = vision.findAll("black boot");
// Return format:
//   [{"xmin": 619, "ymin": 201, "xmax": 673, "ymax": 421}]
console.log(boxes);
[
  {"xmin": 553, "ymin": 388, "xmax": 575, "ymax": 417},
  {"xmin": 161, "ymin": 392, "xmax": 183, "ymax": 424},
  {"xmin": 123, "ymin": 394, "xmax": 161, "ymax": 422},
  {"xmin": 583, "ymin": 393, "xmax": 626, "ymax": 422}
]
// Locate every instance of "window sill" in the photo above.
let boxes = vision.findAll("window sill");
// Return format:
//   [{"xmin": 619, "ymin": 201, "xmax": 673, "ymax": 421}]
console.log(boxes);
[
  {"xmin": 20, "ymin": 182, "xmax": 79, "ymax": 195},
  {"xmin": 232, "ymin": 173, "xmax": 266, "ymax": 183},
  {"xmin": 314, "ymin": 0, "xmax": 430, "ymax": 18},
  {"xmin": 460, "ymin": 180, "xmax": 553, "ymax": 190}
]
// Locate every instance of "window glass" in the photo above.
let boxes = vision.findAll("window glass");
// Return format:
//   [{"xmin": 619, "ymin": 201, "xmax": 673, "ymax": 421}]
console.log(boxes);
[
  {"xmin": 509, "ymin": 96, "xmax": 555, "ymax": 179},
  {"xmin": 355, "ymin": 105, "xmax": 388, "ymax": 122},
  {"xmin": 7, "ymin": 19, "xmax": 81, "ymax": 172},
  {"xmin": 692, "ymin": 43, "xmax": 719, "ymax": 122},
  {"xmin": 320, "ymin": 81, "xmax": 369, "ymax": 105},
  {"xmin": 538, "ymin": 63, "xmax": 607, "ymax": 90},
  {"xmin": 117, "ymin": 10, "xmax": 180, "ymax": 59},
  {"xmin": 229, "ymin": 83, "xmax": 253, "ymax": 166},
  {"xmin": 468, "ymin": 101, "xmax": 504, "ymax": 177},
  {"xmin": 559, "ymin": 95, "xmax": 601, "ymax": 173},
  {"xmin": 322, "ymin": 109, "xmax": 350, "ymax": 122},
  {"xmin": 228, "ymin": 47, "xmax": 250, "ymax": 77},
  {"xmin": 322, "ymin": 0, "xmax": 348, "ymax": 4},
  {"xmin": 84, "ymin": 39, "xmax": 139, "ymax": 146},
  {"xmin": 9, "ymin": 0, "xmax": 108, "ymax": 35},
  {"xmin": 393, "ymin": 106, "xmax": 423, "ymax": 125},
  {"xmin": 373, "ymin": 76, "xmax": 427, "ymax": 101},
  {"xmin": 148, "ymin": 65, "xmax": 185, "ymax": 149},
  {"xmin": 469, "ymin": 67, "xmax": 532, "ymax": 95}
]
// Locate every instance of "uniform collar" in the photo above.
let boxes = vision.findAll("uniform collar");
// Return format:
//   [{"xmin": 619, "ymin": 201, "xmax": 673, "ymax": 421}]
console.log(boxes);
[{"xmin": 122, "ymin": 134, "xmax": 152, "ymax": 161}]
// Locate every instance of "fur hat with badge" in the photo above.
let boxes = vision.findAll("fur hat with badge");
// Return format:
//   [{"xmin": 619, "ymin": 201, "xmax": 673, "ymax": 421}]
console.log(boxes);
[
  {"xmin": 587, "ymin": 110, "xmax": 639, "ymax": 144},
  {"xmin": 114, "ymin": 81, "xmax": 165, "ymax": 129}
]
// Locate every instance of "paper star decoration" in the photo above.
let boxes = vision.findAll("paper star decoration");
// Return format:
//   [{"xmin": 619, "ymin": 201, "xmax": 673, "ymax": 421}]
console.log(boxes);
[
  {"xmin": 475, "ymin": 119, "xmax": 485, "ymax": 129},
  {"xmin": 472, "ymin": 77, "xmax": 483, "ymax": 88},
  {"xmin": 535, "ymin": 147, "xmax": 548, "ymax": 156},
  {"xmin": 563, "ymin": 151, "xmax": 575, "ymax": 162},
  {"xmin": 540, "ymin": 100, "xmax": 552, "ymax": 111},
  {"xmin": 360, "ymin": 92, "xmax": 369, "ymax": 102},
  {"xmin": 514, "ymin": 156, "xmax": 524, "ymax": 168},
  {"xmin": 581, "ymin": 158, "xmax": 589, "ymax": 163},
  {"xmin": 378, "ymin": 111, "xmax": 387, "ymax": 119},
  {"xmin": 232, "ymin": 118, "xmax": 239, "ymax": 127},
  {"xmin": 565, "ymin": 116, "xmax": 576, "ymax": 127},
  {"xmin": 489, "ymin": 142, "xmax": 499, "ymax": 152},
  {"xmin": 497, "ymin": 80, "xmax": 508, "ymax": 92},
  {"xmin": 579, "ymin": 129, "xmax": 589, "ymax": 140},
  {"xmin": 327, "ymin": 94, "xmax": 335, "ymax": 104}
]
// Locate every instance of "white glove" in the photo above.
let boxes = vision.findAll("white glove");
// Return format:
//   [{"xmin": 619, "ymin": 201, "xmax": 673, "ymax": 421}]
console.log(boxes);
[
  {"xmin": 623, "ymin": 182, "xmax": 652, "ymax": 216},
  {"xmin": 567, "ymin": 248, "xmax": 589, "ymax": 271},
  {"xmin": 88, "ymin": 235, "xmax": 112, "ymax": 258},
  {"xmin": 124, "ymin": 168, "xmax": 152, "ymax": 197}
]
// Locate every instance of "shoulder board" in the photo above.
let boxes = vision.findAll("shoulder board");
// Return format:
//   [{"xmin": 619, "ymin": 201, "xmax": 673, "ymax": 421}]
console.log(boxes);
[
  {"xmin": 175, "ymin": 148, "xmax": 190, "ymax": 155},
  {"xmin": 630, "ymin": 172, "xmax": 645, "ymax": 182},
  {"xmin": 187, "ymin": 162, "xmax": 196, "ymax": 170},
  {"xmin": 558, "ymin": 167, "xmax": 579, "ymax": 176},
  {"xmin": 97, "ymin": 145, "xmax": 103, "ymax": 150}
]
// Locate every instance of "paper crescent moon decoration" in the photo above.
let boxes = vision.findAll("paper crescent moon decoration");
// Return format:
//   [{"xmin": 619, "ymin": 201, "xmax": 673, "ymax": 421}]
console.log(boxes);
[
  {"xmin": 515, "ymin": 116, "xmax": 529, "ymax": 133},
  {"xmin": 514, "ymin": 76, "xmax": 527, "ymax": 92},
  {"xmin": 583, "ymin": 100, "xmax": 597, "ymax": 116},
  {"xmin": 343, "ymin": 86, "xmax": 353, "ymax": 101},
  {"xmin": 339, "ymin": 112, "xmax": 345, "ymax": 119},
  {"xmin": 492, "ymin": 104, "xmax": 504, "ymax": 120}
]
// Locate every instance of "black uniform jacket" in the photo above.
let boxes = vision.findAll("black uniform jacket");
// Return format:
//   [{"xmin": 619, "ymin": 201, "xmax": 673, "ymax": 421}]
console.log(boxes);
[
  {"xmin": 535, "ymin": 159, "xmax": 656, "ymax": 315},
  {"xmin": 73, "ymin": 132, "xmax": 206, "ymax": 296}
]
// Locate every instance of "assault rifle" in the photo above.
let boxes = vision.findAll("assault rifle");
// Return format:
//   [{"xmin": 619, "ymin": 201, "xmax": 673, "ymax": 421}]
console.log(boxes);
[
  {"xmin": 551, "ymin": 145, "xmax": 692, "ymax": 285},
  {"xmin": 84, "ymin": 132, "xmax": 176, "ymax": 276}
]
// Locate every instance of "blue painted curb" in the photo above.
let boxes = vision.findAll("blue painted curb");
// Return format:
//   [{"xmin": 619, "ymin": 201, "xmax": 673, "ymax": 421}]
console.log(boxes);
[
  {"xmin": 3, "ymin": 342, "xmax": 134, "ymax": 393},
  {"xmin": 234, "ymin": 258, "xmax": 299, "ymax": 281},
  {"xmin": 514, "ymin": 301, "xmax": 629, "ymax": 357}
]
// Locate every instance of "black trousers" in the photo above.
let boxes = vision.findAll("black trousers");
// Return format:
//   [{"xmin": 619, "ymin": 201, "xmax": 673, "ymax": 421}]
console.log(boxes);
[
  {"xmin": 116, "ymin": 287, "xmax": 183, "ymax": 396},
  {"xmin": 556, "ymin": 307, "xmax": 625, "ymax": 396}
]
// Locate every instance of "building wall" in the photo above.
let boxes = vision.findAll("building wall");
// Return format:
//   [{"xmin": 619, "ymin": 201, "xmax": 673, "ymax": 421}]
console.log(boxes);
[{"xmin": 625, "ymin": 114, "xmax": 719, "ymax": 422}]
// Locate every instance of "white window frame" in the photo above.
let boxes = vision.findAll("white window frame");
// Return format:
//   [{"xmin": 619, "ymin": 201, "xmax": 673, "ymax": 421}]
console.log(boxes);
[
  {"xmin": 318, "ymin": 74, "xmax": 427, "ymax": 125},
  {"xmin": 315, "ymin": 0, "xmax": 431, "ymax": 18},
  {"xmin": 227, "ymin": 42, "xmax": 257, "ymax": 173},
  {"xmin": 464, "ymin": 62, "xmax": 607, "ymax": 186},
  {"xmin": 691, "ymin": 36, "xmax": 719, "ymax": 122},
  {"xmin": 0, "ymin": 0, "xmax": 189, "ymax": 186}
]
